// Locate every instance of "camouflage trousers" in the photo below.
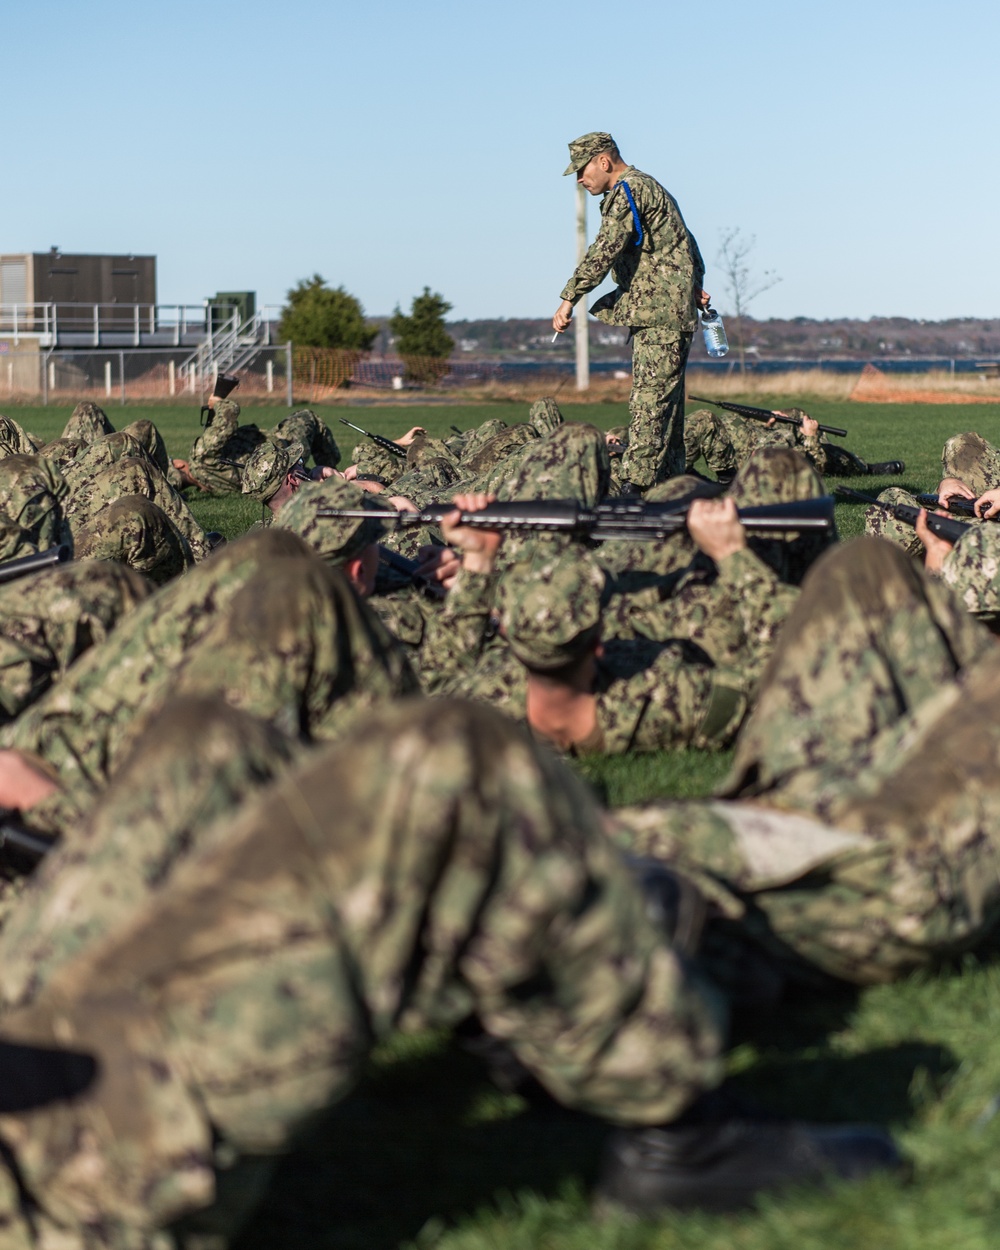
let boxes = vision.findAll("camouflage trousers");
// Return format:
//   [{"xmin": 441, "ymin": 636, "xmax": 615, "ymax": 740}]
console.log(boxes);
[
  {"xmin": 620, "ymin": 329, "xmax": 693, "ymax": 487},
  {"xmin": 611, "ymin": 537, "xmax": 1000, "ymax": 985},
  {"xmin": 0, "ymin": 698, "xmax": 723, "ymax": 1248},
  {"xmin": 2, "ymin": 530, "xmax": 416, "ymax": 833},
  {"xmin": 941, "ymin": 431, "xmax": 1000, "ymax": 495}
]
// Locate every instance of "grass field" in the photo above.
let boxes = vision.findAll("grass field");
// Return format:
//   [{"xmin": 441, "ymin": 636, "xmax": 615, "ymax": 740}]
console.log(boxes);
[{"xmin": 14, "ymin": 394, "xmax": 1000, "ymax": 1247}]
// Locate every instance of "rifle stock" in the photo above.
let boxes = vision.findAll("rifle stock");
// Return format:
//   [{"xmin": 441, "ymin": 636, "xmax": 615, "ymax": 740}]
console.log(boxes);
[{"xmin": 689, "ymin": 395, "xmax": 848, "ymax": 439}]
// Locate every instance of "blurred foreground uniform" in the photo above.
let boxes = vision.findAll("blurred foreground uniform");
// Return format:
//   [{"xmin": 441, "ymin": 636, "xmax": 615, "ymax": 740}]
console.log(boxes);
[
  {"xmin": 0, "ymin": 698, "xmax": 723, "ymax": 1247},
  {"xmin": 612, "ymin": 537, "xmax": 1000, "ymax": 986},
  {"xmin": 1, "ymin": 530, "xmax": 416, "ymax": 836}
]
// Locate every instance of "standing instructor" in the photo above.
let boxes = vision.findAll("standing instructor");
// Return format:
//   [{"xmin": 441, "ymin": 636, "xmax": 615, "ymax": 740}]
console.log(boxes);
[{"xmin": 553, "ymin": 132, "xmax": 707, "ymax": 490}]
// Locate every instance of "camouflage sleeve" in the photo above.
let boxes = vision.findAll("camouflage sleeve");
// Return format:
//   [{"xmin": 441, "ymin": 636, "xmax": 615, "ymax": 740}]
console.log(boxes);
[
  {"xmin": 420, "ymin": 568, "xmax": 498, "ymax": 692},
  {"xmin": 715, "ymin": 548, "xmax": 799, "ymax": 690},
  {"xmin": 796, "ymin": 430, "xmax": 828, "ymax": 474},
  {"xmin": 559, "ymin": 187, "xmax": 635, "ymax": 304},
  {"xmin": 190, "ymin": 401, "xmax": 239, "ymax": 460}
]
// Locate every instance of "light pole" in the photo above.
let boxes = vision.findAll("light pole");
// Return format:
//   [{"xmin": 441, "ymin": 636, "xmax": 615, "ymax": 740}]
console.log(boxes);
[{"xmin": 575, "ymin": 181, "xmax": 590, "ymax": 391}]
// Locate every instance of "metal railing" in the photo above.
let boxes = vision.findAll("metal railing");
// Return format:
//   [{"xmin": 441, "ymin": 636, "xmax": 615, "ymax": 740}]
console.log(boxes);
[
  {"xmin": 0, "ymin": 303, "xmax": 238, "ymax": 348},
  {"xmin": 183, "ymin": 304, "xmax": 284, "ymax": 379}
]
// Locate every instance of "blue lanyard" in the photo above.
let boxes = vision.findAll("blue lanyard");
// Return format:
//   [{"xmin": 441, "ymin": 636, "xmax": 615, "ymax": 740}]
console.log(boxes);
[{"xmin": 619, "ymin": 180, "xmax": 643, "ymax": 248}]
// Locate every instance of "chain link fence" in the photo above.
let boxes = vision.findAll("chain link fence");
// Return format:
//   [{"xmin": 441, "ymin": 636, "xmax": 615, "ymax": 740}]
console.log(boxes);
[
  {"xmin": 4, "ymin": 344, "xmax": 996, "ymax": 407},
  {"xmin": 0, "ymin": 347, "xmax": 295, "ymax": 405}
]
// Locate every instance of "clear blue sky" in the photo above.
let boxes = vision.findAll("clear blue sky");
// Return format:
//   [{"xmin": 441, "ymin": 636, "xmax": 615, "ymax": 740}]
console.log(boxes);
[{"xmin": 5, "ymin": 0, "xmax": 997, "ymax": 323}]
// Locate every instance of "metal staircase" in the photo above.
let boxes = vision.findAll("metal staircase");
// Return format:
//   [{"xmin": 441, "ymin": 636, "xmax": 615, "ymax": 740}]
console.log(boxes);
[{"xmin": 181, "ymin": 306, "xmax": 282, "ymax": 385}]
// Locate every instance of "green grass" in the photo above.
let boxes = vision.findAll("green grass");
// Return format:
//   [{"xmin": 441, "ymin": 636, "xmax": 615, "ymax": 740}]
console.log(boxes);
[{"xmin": 17, "ymin": 395, "xmax": 1000, "ymax": 1247}]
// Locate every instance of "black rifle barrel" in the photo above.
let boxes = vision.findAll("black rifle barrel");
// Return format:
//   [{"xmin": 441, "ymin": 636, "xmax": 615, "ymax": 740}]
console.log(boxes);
[
  {"xmin": 339, "ymin": 418, "xmax": 408, "ymax": 459},
  {"xmin": 0, "ymin": 545, "xmax": 70, "ymax": 587},
  {"xmin": 688, "ymin": 395, "xmax": 848, "ymax": 439},
  {"xmin": 836, "ymin": 487, "xmax": 971, "ymax": 544},
  {"xmin": 319, "ymin": 495, "xmax": 836, "ymax": 538}
]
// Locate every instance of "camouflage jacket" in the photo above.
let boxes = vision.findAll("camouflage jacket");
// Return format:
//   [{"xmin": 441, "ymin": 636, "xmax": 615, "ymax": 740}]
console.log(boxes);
[{"xmin": 560, "ymin": 166, "xmax": 704, "ymax": 331}]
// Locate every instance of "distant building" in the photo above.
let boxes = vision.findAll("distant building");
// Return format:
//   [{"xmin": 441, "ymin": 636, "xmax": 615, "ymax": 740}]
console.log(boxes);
[{"xmin": 0, "ymin": 250, "xmax": 156, "ymax": 310}]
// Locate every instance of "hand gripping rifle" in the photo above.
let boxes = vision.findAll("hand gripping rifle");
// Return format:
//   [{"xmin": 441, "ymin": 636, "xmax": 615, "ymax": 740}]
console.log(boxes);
[
  {"xmin": 836, "ymin": 487, "xmax": 971, "ymax": 544},
  {"xmin": 688, "ymin": 395, "xmax": 848, "ymax": 439},
  {"xmin": 200, "ymin": 372, "xmax": 240, "ymax": 427},
  {"xmin": 339, "ymin": 418, "xmax": 408, "ymax": 460},
  {"xmin": 914, "ymin": 493, "xmax": 988, "ymax": 520},
  {"xmin": 319, "ymin": 494, "xmax": 837, "ymax": 542},
  {"xmin": 0, "ymin": 545, "xmax": 70, "ymax": 586}
]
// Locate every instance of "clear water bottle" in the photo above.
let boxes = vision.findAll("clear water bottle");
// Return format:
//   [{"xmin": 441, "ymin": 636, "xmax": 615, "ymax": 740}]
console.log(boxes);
[{"xmin": 700, "ymin": 305, "xmax": 729, "ymax": 358}]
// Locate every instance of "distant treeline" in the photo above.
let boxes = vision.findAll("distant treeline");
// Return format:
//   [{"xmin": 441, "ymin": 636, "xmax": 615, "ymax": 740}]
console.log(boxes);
[{"xmin": 400, "ymin": 316, "xmax": 1000, "ymax": 361}]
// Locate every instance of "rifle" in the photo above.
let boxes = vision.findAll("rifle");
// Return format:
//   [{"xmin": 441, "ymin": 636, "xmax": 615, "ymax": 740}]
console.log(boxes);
[
  {"xmin": 339, "ymin": 418, "xmax": 408, "ymax": 460},
  {"xmin": 319, "ymin": 494, "xmax": 837, "ymax": 542},
  {"xmin": 836, "ymin": 487, "xmax": 971, "ymax": 544},
  {"xmin": 689, "ymin": 395, "xmax": 848, "ymax": 439},
  {"xmin": 0, "ymin": 813, "xmax": 55, "ymax": 867},
  {"xmin": 915, "ymin": 492, "xmax": 985, "ymax": 519},
  {"xmin": 0, "ymin": 545, "xmax": 70, "ymax": 586},
  {"xmin": 200, "ymin": 372, "xmax": 239, "ymax": 427}
]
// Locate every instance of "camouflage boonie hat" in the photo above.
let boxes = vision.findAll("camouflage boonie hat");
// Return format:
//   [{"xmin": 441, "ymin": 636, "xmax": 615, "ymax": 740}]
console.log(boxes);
[
  {"xmin": 500, "ymin": 547, "xmax": 608, "ymax": 671},
  {"xmin": 563, "ymin": 131, "xmax": 616, "ymax": 176},
  {"xmin": 241, "ymin": 438, "xmax": 306, "ymax": 503},
  {"xmin": 276, "ymin": 477, "xmax": 386, "ymax": 565}
]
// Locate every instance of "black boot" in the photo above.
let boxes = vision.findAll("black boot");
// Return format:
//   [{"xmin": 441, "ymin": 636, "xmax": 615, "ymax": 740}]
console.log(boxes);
[
  {"xmin": 595, "ymin": 1091, "xmax": 906, "ymax": 1214},
  {"xmin": 866, "ymin": 460, "xmax": 905, "ymax": 475}
]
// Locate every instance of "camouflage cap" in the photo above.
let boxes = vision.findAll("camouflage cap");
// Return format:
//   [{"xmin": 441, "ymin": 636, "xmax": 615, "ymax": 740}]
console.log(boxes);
[
  {"xmin": 241, "ymin": 438, "xmax": 306, "ymax": 503},
  {"xmin": 563, "ymin": 131, "xmax": 616, "ymax": 176},
  {"xmin": 276, "ymin": 476, "xmax": 386, "ymax": 565},
  {"xmin": 499, "ymin": 547, "xmax": 608, "ymax": 672}
]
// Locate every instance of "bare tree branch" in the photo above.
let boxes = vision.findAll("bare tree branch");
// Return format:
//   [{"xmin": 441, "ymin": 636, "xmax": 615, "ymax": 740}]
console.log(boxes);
[{"xmin": 717, "ymin": 229, "xmax": 781, "ymax": 373}]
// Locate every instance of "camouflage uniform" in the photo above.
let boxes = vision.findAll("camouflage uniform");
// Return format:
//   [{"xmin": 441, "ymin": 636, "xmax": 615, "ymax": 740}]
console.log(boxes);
[
  {"xmin": 602, "ymin": 449, "xmax": 829, "ymax": 694},
  {"xmin": 271, "ymin": 408, "xmax": 341, "ymax": 469},
  {"xmin": 610, "ymin": 537, "xmax": 1000, "ymax": 986},
  {"xmin": 941, "ymin": 430, "xmax": 1000, "ymax": 495},
  {"xmin": 683, "ymin": 407, "xmax": 871, "ymax": 480},
  {"xmin": 1, "ymin": 530, "xmax": 416, "ymax": 836},
  {"xmin": 560, "ymin": 133, "xmax": 704, "ymax": 487},
  {"xmin": 188, "ymin": 401, "xmax": 341, "ymax": 494},
  {"xmin": 0, "ymin": 415, "xmax": 40, "ymax": 459},
  {"xmin": 863, "ymin": 488, "xmax": 1000, "ymax": 627},
  {"xmin": 0, "ymin": 698, "xmax": 723, "ymax": 1248},
  {"xmin": 64, "ymin": 451, "xmax": 211, "ymax": 563},
  {"xmin": 187, "ymin": 398, "xmax": 268, "ymax": 494},
  {"xmin": 0, "ymin": 456, "xmax": 72, "ymax": 552},
  {"xmin": 60, "ymin": 401, "xmax": 114, "ymax": 444},
  {"xmin": 72, "ymin": 495, "xmax": 196, "ymax": 584},
  {"xmin": 494, "ymin": 546, "xmax": 747, "ymax": 753},
  {"xmin": 0, "ymin": 560, "xmax": 151, "ymax": 724}
]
